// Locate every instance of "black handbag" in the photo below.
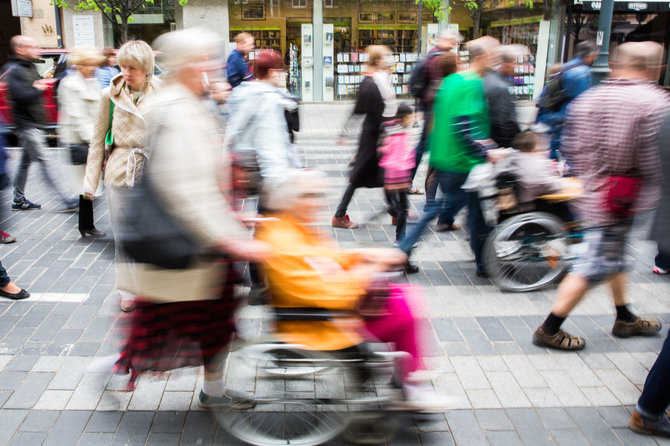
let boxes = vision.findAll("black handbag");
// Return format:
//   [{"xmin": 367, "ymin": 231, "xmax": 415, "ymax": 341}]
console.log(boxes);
[
  {"xmin": 69, "ymin": 143, "xmax": 89, "ymax": 165},
  {"xmin": 118, "ymin": 174, "xmax": 200, "ymax": 269}
]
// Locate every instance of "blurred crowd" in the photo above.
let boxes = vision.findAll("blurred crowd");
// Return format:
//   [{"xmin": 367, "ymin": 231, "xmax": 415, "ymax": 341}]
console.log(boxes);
[{"xmin": 1, "ymin": 24, "xmax": 670, "ymax": 439}]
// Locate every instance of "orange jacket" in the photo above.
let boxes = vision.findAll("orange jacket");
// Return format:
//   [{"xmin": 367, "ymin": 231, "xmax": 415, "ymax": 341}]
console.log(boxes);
[{"xmin": 257, "ymin": 216, "xmax": 366, "ymax": 351}]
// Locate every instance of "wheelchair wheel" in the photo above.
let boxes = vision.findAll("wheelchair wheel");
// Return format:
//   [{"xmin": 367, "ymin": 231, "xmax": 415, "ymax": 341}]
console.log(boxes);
[
  {"xmin": 216, "ymin": 346, "xmax": 350, "ymax": 445},
  {"xmin": 233, "ymin": 342, "xmax": 330, "ymax": 377},
  {"xmin": 484, "ymin": 212, "xmax": 569, "ymax": 292}
]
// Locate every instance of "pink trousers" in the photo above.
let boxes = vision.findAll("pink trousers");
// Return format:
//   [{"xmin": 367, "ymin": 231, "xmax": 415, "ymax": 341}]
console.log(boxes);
[{"xmin": 363, "ymin": 284, "xmax": 424, "ymax": 377}]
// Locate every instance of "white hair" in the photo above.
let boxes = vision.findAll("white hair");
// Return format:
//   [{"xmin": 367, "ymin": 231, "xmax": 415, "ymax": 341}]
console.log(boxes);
[
  {"xmin": 262, "ymin": 170, "xmax": 329, "ymax": 212},
  {"xmin": 153, "ymin": 27, "xmax": 223, "ymax": 75}
]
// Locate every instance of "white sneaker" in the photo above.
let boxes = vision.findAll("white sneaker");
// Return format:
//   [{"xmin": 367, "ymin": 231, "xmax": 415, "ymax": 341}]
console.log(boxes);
[
  {"xmin": 653, "ymin": 265, "xmax": 669, "ymax": 275},
  {"xmin": 396, "ymin": 382, "xmax": 446, "ymax": 413}
]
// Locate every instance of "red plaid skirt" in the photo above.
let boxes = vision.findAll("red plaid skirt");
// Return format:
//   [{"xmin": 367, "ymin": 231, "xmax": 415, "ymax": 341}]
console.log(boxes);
[{"xmin": 115, "ymin": 263, "xmax": 241, "ymax": 382}]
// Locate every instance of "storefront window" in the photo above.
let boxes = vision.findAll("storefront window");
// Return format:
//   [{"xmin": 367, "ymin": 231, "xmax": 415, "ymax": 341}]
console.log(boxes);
[
  {"xmin": 489, "ymin": 21, "xmax": 539, "ymax": 98},
  {"xmin": 565, "ymin": 6, "xmax": 669, "ymax": 85},
  {"xmin": 326, "ymin": 0, "xmax": 436, "ymax": 100},
  {"xmin": 228, "ymin": 0, "xmax": 437, "ymax": 101}
]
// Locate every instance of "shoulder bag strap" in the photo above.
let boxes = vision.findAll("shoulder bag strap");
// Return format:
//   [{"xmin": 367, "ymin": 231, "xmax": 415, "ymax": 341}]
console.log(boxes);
[{"xmin": 105, "ymin": 100, "xmax": 115, "ymax": 147}]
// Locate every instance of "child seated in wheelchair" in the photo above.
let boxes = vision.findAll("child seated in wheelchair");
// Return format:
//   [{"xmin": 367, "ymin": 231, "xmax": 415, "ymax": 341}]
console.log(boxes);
[
  {"xmin": 506, "ymin": 130, "xmax": 576, "ymax": 223},
  {"xmin": 255, "ymin": 169, "xmax": 442, "ymax": 412}
]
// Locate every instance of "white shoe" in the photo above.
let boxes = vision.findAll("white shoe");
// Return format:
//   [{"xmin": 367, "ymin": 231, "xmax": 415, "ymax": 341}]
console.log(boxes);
[
  {"xmin": 395, "ymin": 382, "xmax": 446, "ymax": 413},
  {"xmin": 653, "ymin": 265, "xmax": 669, "ymax": 275},
  {"xmin": 86, "ymin": 354, "xmax": 121, "ymax": 373}
]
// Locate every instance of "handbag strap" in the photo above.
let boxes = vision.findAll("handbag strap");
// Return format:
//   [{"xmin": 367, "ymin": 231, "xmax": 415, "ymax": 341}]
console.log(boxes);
[{"xmin": 105, "ymin": 100, "xmax": 115, "ymax": 147}]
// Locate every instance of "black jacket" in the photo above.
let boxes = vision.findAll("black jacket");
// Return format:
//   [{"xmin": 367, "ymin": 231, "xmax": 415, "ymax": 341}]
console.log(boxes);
[
  {"xmin": 3, "ymin": 56, "xmax": 45, "ymax": 128},
  {"xmin": 484, "ymin": 71, "xmax": 520, "ymax": 148},
  {"xmin": 349, "ymin": 76, "xmax": 385, "ymax": 188}
]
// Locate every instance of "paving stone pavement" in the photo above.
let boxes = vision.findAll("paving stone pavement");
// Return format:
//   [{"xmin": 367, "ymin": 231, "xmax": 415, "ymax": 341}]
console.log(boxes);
[{"xmin": 0, "ymin": 103, "xmax": 669, "ymax": 445}]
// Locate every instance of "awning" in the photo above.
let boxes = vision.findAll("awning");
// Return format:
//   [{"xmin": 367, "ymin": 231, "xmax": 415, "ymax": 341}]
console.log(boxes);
[{"xmin": 574, "ymin": 0, "xmax": 670, "ymax": 12}]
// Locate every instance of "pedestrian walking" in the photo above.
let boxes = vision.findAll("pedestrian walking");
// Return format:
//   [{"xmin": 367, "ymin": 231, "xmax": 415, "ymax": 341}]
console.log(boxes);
[
  {"xmin": 226, "ymin": 32, "xmax": 255, "ymax": 88},
  {"xmin": 113, "ymin": 28, "xmax": 270, "ymax": 404},
  {"xmin": 332, "ymin": 45, "xmax": 397, "ymax": 230},
  {"xmin": 484, "ymin": 45, "xmax": 521, "ymax": 148},
  {"xmin": 0, "ymin": 260, "xmax": 29, "ymax": 300},
  {"xmin": 0, "ymin": 115, "xmax": 16, "ymax": 243},
  {"xmin": 83, "ymin": 40, "xmax": 161, "ymax": 312},
  {"xmin": 58, "ymin": 46, "xmax": 106, "ymax": 238},
  {"xmin": 649, "ymin": 108, "xmax": 670, "ymax": 275},
  {"xmin": 95, "ymin": 48, "xmax": 119, "ymax": 89},
  {"xmin": 408, "ymin": 29, "xmax": 461, "ymax": 194},
  {"xmin": 225, "ymin": 49, "xmax": 302, "ymax": 301},
  {"xmin": 537, "ymin": 41, "xmax": 596, "ymax": 161},
  {"xmin": 4, "ymin": 36, "xmax": 78, "ymax": 212},
  {"xmin": 421, "ymin": 52, "xmax": 461, "ymax": 233},
  {"xmin": 398, "ymin": 38, "xmax": 500, "ymax": 275},
  {"xmin": 225, "ymin": 50, "xmax": 302, "ymax": 188},
  {"xmin": 628, "ymin": 330, "xmax": 670, "ymax": 437},
  {"xmin": 377, "ymin": 102, "xmax": 415, "ymax": 243},
  {"xmin": 532, "ymin": 41, "xmax": 668, "ymax": 351}
]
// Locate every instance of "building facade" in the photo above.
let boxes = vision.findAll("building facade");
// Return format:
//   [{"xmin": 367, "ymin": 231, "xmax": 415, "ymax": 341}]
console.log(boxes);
[{"xmin": 7, "ymin": 0, "xmax": 670, "ymax": 102}]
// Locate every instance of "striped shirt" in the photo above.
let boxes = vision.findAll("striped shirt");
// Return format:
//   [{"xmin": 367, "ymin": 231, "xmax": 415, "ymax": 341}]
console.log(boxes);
[{"xmin": 562, "ymin": 78, "xmax": 670, "ymax": 226}]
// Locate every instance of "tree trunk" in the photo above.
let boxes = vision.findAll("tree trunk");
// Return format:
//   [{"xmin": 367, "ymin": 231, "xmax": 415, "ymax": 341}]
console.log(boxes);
[
  {"xmin": 542, "ymin": 0, "xmax": 552, "ymax": 20},
  {"xmin": 472, "ymin": 8, "xmax": 481, "ymax": 38},
  {"xmin": 120, "ymin": 18, "xmax": 129, "ymax": 43}
]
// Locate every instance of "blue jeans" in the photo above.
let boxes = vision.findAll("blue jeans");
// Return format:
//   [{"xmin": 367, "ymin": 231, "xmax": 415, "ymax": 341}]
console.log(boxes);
[
  {"xmin": 637, "ymin": 331, "xmax": 670, "ymax": 418},
  {"xmin": 410, "ymin": 108, "xmax": 431, "ymax": 182},
  {"xmin": 655, "ymin": 246, "xmax": 670, "ymax": 270},
  {"xmin": 398, "ymin": 170, "xmax": 490, "ymax": 270},
  {"xmin": 0, "ymin": 260, "xmax": 11, "ymax": 287}
]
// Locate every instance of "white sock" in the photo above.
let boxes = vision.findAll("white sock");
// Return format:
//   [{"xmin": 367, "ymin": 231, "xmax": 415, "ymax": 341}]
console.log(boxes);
[{"xmin": 202, "ymin": 377, "xmax": 225, "ymax": 397}]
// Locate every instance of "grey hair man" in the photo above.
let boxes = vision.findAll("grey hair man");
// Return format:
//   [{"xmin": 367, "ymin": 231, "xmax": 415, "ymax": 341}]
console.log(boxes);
[
  {"xmin": 533, "ymin": 41, "xmax": 670, "ymax": 351},
  {"xmin": 3, "ymin": 35, "xmax": 77, "ymax": 212},
  {"xmin": 484, "ymin": 45, "xmax": 521, "ymax": 147}
]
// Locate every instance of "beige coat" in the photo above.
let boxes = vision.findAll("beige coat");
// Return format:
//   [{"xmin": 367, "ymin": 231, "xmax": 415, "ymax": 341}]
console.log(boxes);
[
  {"xmin": 58, "ymin": 70, "xmax": 100, "ymax": 145},
  {"xmin": 84, "ymin": 74, "xmax": 162, "ymax": 194},
  {"xmin": 125, "ymin": 82, "xmax": 248, "ymax": 303}
]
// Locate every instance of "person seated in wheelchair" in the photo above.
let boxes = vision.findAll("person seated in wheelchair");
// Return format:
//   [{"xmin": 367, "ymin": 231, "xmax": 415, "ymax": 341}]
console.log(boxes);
[
  {"xmin": 255, "ymin": 169, "xmax": 442, "ymax": 412},
  {"xmin": 510, "ymin": 130, "xmax": 576, "ymax": 223}
]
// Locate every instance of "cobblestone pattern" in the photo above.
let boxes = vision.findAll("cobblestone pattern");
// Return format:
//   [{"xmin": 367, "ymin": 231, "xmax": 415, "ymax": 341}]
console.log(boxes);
[{"xmin": 0, "ymin": 103, "xmax": 668, "ymax": 445}]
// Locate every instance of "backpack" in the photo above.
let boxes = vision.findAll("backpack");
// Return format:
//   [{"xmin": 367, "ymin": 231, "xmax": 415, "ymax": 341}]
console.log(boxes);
[
  {"xmin": 537, "ymin": 62, "xmax": 581, "ymax": 113},
  {"xmin": 409, "ymin": 51, "xmax": 443, "ymax": 100}
]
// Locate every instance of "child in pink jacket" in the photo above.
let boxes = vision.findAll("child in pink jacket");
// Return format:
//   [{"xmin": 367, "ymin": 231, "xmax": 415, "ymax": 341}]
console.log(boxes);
[{"xmin": 378, "ymin": 103, "xmax": 415, "ymax": 242}]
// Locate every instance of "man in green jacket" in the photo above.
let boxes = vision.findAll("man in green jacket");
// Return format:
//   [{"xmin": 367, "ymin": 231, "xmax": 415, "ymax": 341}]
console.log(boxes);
[{"xmin": 398, "ymin": 38, "xmax": 499, "ymax": 276}]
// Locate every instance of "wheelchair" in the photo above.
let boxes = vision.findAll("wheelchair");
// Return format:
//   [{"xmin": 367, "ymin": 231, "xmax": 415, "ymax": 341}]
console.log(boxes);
[
  {"xmin": 482, "ymin": 172, "xmax": 583, "ymax": 292},
  {"xmin": 214, "ymin": 307, "xmax": 428, "ymax": 446}
]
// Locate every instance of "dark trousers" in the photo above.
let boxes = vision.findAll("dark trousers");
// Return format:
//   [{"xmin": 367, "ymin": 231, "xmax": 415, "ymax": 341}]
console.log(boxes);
[
  {"xmin": 0, "ymin": 260, "xmax": 10, "ymax": 287},
  {"xmin": 335, "ymin": 184, "xmax": 395, "ymax": 219},
  {"xmin": 335, "ymin": 183, "xmax": 357, "ymax": 218},
  {"xmin": 387, "ymin": 190, "xmax": 408, "ymax": 242},
  {"xmin": 637, "ymin": 331, "xmax": 670, "ymax": 418},
  {"xmin": 78, "ymin": 195, "xmax": 95, "ymax": 231},
  {"xmin": 14, "ymin": 128, "xmax": 69, "ymax": 203},
  {"xmin": 399, "ymin": 170, "xmax": 490, "ymax": 271},
  {"xmin": 655, "ymin": 247, "xmax": 670, "ymax": 270},
  {"xmin": 410, "ymin": 108, "xmax": 431, "ymax": 182}
]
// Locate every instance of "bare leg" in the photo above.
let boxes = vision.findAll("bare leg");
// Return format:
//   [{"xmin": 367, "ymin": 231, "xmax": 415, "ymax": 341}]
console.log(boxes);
[
  {"xmin": 609, "ymin": 272, "xmax": 628, "ymax": 307},
  {"xmin": 551, "ymin": 273, "xmax": 590, "ymax": 317}
]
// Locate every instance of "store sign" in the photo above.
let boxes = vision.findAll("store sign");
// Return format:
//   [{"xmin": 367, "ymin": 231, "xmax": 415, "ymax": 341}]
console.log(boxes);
[
  {"xmin": 11, "ymin": 0, "xmax": 33, "ymax": 17},
  {"xmin": 73, "ymin": 15, "xmax": 96, "ymax": 47},
  {"xmin": 578, "ymin": 0, "xmax": 670, "ymax": 11}
]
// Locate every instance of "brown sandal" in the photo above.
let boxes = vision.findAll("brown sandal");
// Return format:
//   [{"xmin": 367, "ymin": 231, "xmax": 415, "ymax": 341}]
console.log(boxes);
[
  {"xmin": 533, "ymin": 327, "xmax": 585, "ymax": 351},
  {"xmin": 612, "ymin": 317, "xmax": 662, "ymax": 338}
]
